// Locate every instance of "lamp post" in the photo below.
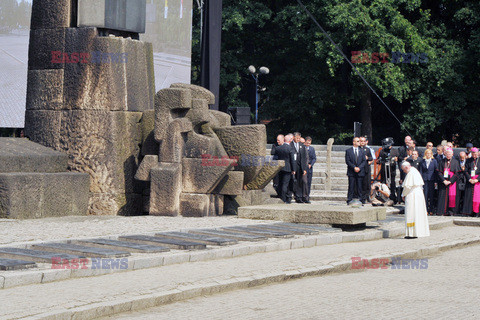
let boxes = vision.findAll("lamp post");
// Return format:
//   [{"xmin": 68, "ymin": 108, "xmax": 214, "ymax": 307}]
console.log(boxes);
[{"xmin": 248, "ymin": 65, "xmax": 269, "ymax": 124}]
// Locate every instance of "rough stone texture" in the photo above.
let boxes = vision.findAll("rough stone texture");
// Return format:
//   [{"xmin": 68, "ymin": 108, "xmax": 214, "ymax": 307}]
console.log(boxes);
[
  {"xmin": 30, "ymin": 0, "xmax": 71, "ymax": 30},
  {"xmin": 26, "ymin": 69, "xmax": 64, "ymax": 111},
  {"xmin": 0, "ymin": 138, "xmax": 67, "ymax": 173},
  {"xmin": 245, "ymin": 160, "xmax": 285, "ymax": 190},
  {"xmin": 0, "ymin": 172, "xmax": 89, "ymax": 219},
  {"xmin": 140, "ymin": 110, "xmax": 158, "ymax": 156},
  {"xmin": 224, "ymin": 187, "xmax": 282, "ymax": 215},
  {"xmin": 182, "ymin": 158, "xmax": 234, "ymax": 194},
  {"xmin": 180, "ymin": 193, "xmax": 210, "ymax": 217},
  {"xmin": 213, "ymin": 171, "xmax": 244, "ymax": 196},
  {"xmin": 63, "ymin": 28, "xmax": 127, "ymax": 111},
  {"xmin": 125, "ymin": 40, "xmax": 155, "ymax": 112},
  {"xmin": 24, "ymin": 110, "xmax": 62, "ymax": 149},
  {"xmin": 154, "ymin": 88, "xmax": 192, "ymax": 142},
  {"xmin": 238, "ymin": 203, "xmax": 387, "ymax": 225},
  {"xmin": 158, "ymin": 118, "xmax": 192, "ymax": 163},
  {"xmin": 28, "ymin": 28, "xmax": 66, "ymax": 70},
  {"xmin": 150, "ymin": 164, "xmax": 182, "ymax": 216},
  {"xmin": 210, "ymin": 110, "xmax": 231, "ymax": 128},
  {"xmin": 184, "ymin": 131, "xmax": 227, "ymax": 159},
  {"xmin": 209, "ymin": 194, "xmax": 224, "ymax": 216},
  {"xmin": 135, "ymin": 155, "xmax": 159, "ymax": 182},
  {"xmin": 214, "ymin": 125, "xmax": 267, "ymax": 185},
  {"xmin": 170, "ymin": 83, "xmax": 215, "ymax": 105}
]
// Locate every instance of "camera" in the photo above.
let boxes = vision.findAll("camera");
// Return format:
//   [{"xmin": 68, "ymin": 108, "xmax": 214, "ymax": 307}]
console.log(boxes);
[{"xmin": 375, "ymin": 186, "xmax": 380, "ymax": 191}]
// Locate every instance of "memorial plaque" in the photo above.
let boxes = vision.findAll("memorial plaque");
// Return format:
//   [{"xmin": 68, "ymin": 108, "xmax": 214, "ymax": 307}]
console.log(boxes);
[
  {"xmin": 188, "ymin": 229, "xmax": 266, "ymax": 241},
  {"xmin": 0, "ymin": 247, "xmax": 85, "ymax": 263},
  {"xmin": 156, "ymin": 232, "xmax": 238, "ymax": 246},
  {"xmin": 76, "ymin": 239, "xmax": 170, "ymax": 253},
  {"xmin": 32, "ymin": 243, "xmax": 131, "ymax": 258},
  {"xmin": 221, "ymin": 226, "xmax": 294, "ymax": 238},
  {"xmin": 118, "ymin": 235, "xmax": 206, "ymax": 250},
  {"xmin": 0, "ymin": 258, "xmax": 37, "ymax": 271}
]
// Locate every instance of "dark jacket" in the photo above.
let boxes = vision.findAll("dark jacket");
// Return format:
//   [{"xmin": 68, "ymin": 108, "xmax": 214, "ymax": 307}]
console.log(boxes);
[
  {"xmin": 419, "ymin": 158, "xmax": 438, "ymax": 181},
  {"xmin": 306, "ymin": 145, "xmax": 316, "ymax": 167},
  {"xmin": 345, "ymin": 147, "xmax": 367, "ymax": 177},
  {"xmin": 290, "ymin": 141, "xmax": 308, "ymax": 172},
  {"xmin": 273, "ymin": 143, "xmax": 295, "ymax": 172}
]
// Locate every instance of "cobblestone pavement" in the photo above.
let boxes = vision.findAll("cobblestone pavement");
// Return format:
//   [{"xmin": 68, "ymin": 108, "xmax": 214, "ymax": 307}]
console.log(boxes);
[
  {"xmin": 1, "ymin": 225, "xmax": 478, "ymax": 319},
  {"xmin": 104, "ymin": 242, "xmax": 480, "ymax": 320}
]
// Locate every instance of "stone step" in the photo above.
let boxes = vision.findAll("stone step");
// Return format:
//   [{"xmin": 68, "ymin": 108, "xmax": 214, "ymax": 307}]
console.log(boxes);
[
  {"xmin": 246, "ymin": 224, "xmax": 320, "ymax": 235},
  {"xmin": 309, "ymin": 192, "xmax": 348, "ymax": 201},
  {"xmin": 312, "ymin": 177, "xmax": 349, "ymax": 184},
  {"xmin": 119, "ymin": 235, "xmax": 207, "ymax": 250},
  {"xmin": 155, "ymin": 232, "xmax": 238, "ymax": 246},
  {"xmin": 74, "ymin": 239, "xmax": 171, "ymax": 253},
  {"xmin": 0, "ymin": 172, "xmax": 89, "ymax": 219},
  {"xmin": 31, "ymin": 243, "xmax": 131, "ymax": 258},
  {"xmin": 0, "ymin": 258, "xmax": 37, "ymax": 271},
  {"xmin": 0, "ymin": 247, "xmax": 86, "ymax": 263},
  {"xmin": 312, "ymin": 184, "xmax": 349, "ymax": 191},
  {"xmin": 0, "ymin": 138, "xmax": 68, "ymax": 173}
]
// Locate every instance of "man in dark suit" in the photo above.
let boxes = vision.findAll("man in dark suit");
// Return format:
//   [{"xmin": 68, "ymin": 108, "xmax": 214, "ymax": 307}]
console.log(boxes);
[
  {"xmin": 290, "ymin": 132, "xmax": 309, "ymax": 203},
  {"xmin": 345, "ymin": 137, "xmax": 367, "ymax": 204},
  {"xmin": 272, "ymin": 135, "xmax": 296, "ymax": 203},
  {"xmin": 304, "ymin": 136, "xmax": 316, "ymax": 203},
  {"xmin": 360, "ymin": 136, "xmax": 373, "ymax": 202}
]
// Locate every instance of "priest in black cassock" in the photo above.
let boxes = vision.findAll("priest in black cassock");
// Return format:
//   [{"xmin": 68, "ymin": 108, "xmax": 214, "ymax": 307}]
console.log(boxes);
[
  {"xmin": 436, "ymin": 148, "xmax": 462, "ymax": 216},
  {"xmin": 462, "ymin": 148, "xmax": 480, "ymax": 217}
]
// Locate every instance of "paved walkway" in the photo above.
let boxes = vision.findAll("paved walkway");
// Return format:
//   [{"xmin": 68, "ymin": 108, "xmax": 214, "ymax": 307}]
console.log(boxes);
[
  {"xmin": 105, "ymin": 242, "xmax": 480, "ymax": 319},
  {"xmin": 1, "ymin": 225, "xmax": 479, "ymax": 319}
]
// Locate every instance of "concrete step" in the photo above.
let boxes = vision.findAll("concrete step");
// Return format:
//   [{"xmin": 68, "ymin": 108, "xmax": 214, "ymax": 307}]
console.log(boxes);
[
  {"xmin": 312, "ymin": 184, "xmax": 349, "ymax": 191},
  {"xmin": 0, "ymin": 138, "xmax": 68, "ymax": 173},
  {"xmin": 310, "ymin": 193, "xmax": 348, "ymax": 201}
]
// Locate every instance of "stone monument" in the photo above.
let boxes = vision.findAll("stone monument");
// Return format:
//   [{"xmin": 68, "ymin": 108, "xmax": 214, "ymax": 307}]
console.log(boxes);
[{"xmin": 24, "ymin": 0, "xmax": 283, "ymax": 216}]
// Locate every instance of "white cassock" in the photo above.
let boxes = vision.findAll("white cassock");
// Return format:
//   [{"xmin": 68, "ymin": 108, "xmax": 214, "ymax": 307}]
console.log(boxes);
[{"xmin": 402, "ymin": 167, "xmax": 430, "ymax": 237}]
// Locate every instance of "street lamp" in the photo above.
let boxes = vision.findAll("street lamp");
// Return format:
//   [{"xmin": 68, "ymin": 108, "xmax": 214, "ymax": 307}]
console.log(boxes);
[{"xmin": 248, "ymin": 65, "xmax": 269, "ymax": 124}]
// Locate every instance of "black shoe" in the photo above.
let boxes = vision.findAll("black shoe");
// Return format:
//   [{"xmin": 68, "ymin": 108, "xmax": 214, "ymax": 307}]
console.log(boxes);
[
  {"xmin": 304, "ymin": 200, "xmax": 311, "ymax": 204},
  {"xmin": 295, "ymin": 200, "xmax": 303, "ymax": 204},
  {"xmin": 285, "ymin": 200, "xmax": 292, "ymax": 204},
  {"xmin": 404, "ymin": 236, "xmax": 418, "ymax": 239}
]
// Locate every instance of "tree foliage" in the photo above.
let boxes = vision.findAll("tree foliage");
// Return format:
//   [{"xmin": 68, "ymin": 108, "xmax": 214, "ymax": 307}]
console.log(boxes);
[{"xmin": 191, "ymin": 0, "xmax": 480, "ymax": 146}]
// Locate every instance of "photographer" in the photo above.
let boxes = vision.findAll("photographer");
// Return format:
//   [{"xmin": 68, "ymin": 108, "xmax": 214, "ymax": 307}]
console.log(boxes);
[
  {"xmin": 377, "ymin": 137, "xmax": 398, "ymax": 203},
  {"xmin": 370, "ymin": 181, "xmax": 394, "ymax": 206}
]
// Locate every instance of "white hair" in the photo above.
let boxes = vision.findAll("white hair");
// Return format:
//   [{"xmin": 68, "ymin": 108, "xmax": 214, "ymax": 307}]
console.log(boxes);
[{"xmin": 401, "ymin": 161, "xmax": 411, "ymax": 169}]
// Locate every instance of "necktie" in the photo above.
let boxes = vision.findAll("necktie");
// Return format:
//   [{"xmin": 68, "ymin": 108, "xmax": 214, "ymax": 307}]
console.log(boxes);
[{"xmin": 354, "ymin": 148, "xmax": 358, "ymax": 162}]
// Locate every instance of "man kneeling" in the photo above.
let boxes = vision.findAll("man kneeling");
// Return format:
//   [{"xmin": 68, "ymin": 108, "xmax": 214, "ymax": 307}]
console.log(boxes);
[
  {"xmin": 401, "ymin": 162, "xmax": 430, "ymax": 238},
  {"xmin": 370, "ymin": 182, "xmax": 394, "ymax": 206}
]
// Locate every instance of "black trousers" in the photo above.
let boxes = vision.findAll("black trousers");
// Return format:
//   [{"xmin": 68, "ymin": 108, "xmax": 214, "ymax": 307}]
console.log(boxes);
[
  {"xmin": 306, "ymin": 167, "xmax": 313, "ymax": 200},
  {"xmin": 362, "ymin": 165, "xmax": 372, "ymax": 201},
  {"xmin": 278, "ymin": 171, "xmax": 292, "ymax": 203},
  {"xmin": 348, "ymin": 175, "xmax": 364, "ymax": 203},
  {"xmin": 293, "ymin": 170, "xmax": 308, "ymax": 201},
  {"xmin": 423, "ymin": 181, "xmax": 435, "ymax": 213}
]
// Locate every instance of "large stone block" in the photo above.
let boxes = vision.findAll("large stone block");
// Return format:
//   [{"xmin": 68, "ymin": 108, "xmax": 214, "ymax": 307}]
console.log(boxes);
[
  {"xmin": 214, "ymin": 125, "xmax": 267, "ymax": 185},
  {"xmin": 0, "ymin": 138, "xmax": 67, "ymax": 173},
  {"xmin": 180, "ymin": 193, "xmax": 210, "ymax": 217},
  {"xmin": 63, "ymin": 29, "xmax": 128, "ymax": 111},
  {"xmin": 125, "ymin": 40, "xmax": 154, "ymax": 112},
  {"xmin": 209, "ymin": 110, "xmax": 231, "ymax": 128},
  {"xmin": 140, "ymin": 110, "xmax": 158, "ymax": 156},
  {"xmin": 0, "ymin": 172, "xmax": 89, "ymax": 219},
  {"xmin": 184, "ymin": 131, "xmax": 227, "ymax": 159},
  {"xmin": 158, "ymin": 118, "xmax": 192, "ymax": 163},
  {"xmin": 170, "ymin": 83, "xmax": 215, "ymax": 105},
  {"xmin": 245, "ymin": 160, "xmax": 285, "ymax": 190},
  {"xmin": 209, "ymin": 194, "xmax": 224, "ymax": 216},
  {"xmin": 28, "ymin": 28, "xmax": 66, "ymax": 70},
  {"xmin": 26, "ymin": 69, "xmax": 64, "ymax": 111},
  {"xmin": 182, "ymin": 158, "xmax": 234, "ymax": 194},
  {"xmin": 30, "ymin": 0, "xmax": 71, "ymax": 29},
  {"xmin": 213, "ymin": 171, "xmax": 244, "ymax": 195},
  {"xmin": 135, "ymin": 155, "xmax": 158, "ymax": 181},
  {"xmin": 149, "ymin": 163, "xmax": 182, "ymax": 216},
  {"xmin": 24, "ymin": 110, "xmax": 62, "ymax": 149},
  {"xmin": 214, "ymin": 125, "xmax": 267, "ymax": 157},
  {"xmin": 154, "ymin": 88, "xmax": 192, "ymax": 142}
]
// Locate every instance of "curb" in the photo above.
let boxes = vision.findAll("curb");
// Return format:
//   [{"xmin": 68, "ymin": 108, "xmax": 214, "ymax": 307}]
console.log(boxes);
[
  {"xmin": 24, "ymin": 234, "xmax": 480, "ymax": 320},
  {"xmin": 0, "ymin": 219, "xmax": 455, "ymax": 290},
  {"xmin": 453, "ymin": 218, "xmax": 480, "ymax": 227}
]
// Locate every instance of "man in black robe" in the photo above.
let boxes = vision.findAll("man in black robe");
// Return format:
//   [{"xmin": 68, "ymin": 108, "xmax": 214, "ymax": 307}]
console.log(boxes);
[
  {"xmin": 436, "ymin": 148, "xmax": 461, "ymax": 216},
  {"xmin": 462, "ymin": 148, "xmax": 480, "ymax": 217}
]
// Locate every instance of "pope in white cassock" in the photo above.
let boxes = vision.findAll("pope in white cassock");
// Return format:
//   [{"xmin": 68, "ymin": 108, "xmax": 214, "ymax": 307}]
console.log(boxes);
[{"xmin": 401, "ymin": 162, "xmax": 430, "ymax": 238}]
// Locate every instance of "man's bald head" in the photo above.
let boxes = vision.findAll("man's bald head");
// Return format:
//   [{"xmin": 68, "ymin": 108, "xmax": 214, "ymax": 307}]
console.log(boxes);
[{"xmin": 277, "ymin": 135, "xmax": 284, "ymax": 145}]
